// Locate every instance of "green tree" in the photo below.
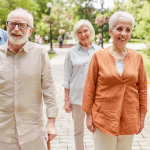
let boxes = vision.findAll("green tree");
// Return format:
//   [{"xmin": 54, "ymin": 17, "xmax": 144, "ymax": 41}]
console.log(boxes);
[
  {"xmin": 95, "ymin": 10, "xmax": 111, "ymax": 41},
  {"xmin": 50, "ymin": 4, "xmax": 73, "ymax": 40},
  {"xmin": 0, "ymin": 0, "xmax": 38, "ymax": 29},
  {"xmin": 131, "ymin": 1, "xmax": 150, "ymax": 40},
  {"xmin": 35, "ymin": 3, "xmax": 73, "ymax": 41},
  {"xmin": 111, "ymin": 0, "xmax": 127, "ymax": 12},
  {"xmin": 35, "ymin": 0, "xmax": 53, "ymax": 18},
  {"xmin": 125, "ymin": 0, "xmax": 147, "ymax": 39}
]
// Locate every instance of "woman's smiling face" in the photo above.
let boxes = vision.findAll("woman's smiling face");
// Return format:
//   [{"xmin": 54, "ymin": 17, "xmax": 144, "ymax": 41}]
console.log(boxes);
[
  {"xmin": 109, "ymin": 21, "xmax": 132, "ymax": 47},
  {"xmin": 77, "ymin": 25, "xmax": 91, "ymax": 45}
]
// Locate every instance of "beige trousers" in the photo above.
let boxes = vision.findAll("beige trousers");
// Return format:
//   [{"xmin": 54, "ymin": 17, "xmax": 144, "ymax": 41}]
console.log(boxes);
[
  {"xmin": 0, "ymin": 130, "xmax": 46, "ymax": 150},
  {"xmin": 72, "ymin": 104, "xmax": 85, "ymax": 150},
  {"xmin": 94, "ymin": 128, "xmax": 135, "ymax": 150}
]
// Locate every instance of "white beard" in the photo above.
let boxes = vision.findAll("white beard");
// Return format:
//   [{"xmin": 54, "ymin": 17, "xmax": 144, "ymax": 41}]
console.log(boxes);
[{"xmin": 7, "ymin": 29, "xmax": 30, "ymax": 45}]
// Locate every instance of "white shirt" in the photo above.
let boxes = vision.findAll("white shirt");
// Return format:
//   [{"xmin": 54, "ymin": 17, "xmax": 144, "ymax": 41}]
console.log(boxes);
[
  {"xmin": 115, "ymin": 61, "xmax": 124, "ymax": 76},
  {"xmin": 62, "ymin": 42, "xmax": 101, "ymax": 105}
]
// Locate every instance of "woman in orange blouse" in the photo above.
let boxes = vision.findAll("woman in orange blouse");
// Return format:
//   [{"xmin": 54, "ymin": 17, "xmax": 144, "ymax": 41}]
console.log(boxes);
[{"xmin": 82, "ymin": 11, "xmax": 147, "ymax": 150}]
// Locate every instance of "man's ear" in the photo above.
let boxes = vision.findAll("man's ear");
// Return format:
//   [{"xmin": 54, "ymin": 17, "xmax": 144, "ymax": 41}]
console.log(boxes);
[
  {"xmin": 28, "ymin": 27, "xmax": 34, "ymax": 37},
  {"xmin": 109, "ymin": 28, "xmax": 113, "ymax": 37},
  {"xmin": 6, "ymin": 23, "xmax": 8, "ymax": 29}
]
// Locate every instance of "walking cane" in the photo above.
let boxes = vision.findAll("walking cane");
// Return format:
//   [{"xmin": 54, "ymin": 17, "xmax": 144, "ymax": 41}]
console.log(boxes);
[{"xmin": 47, "ymin": 134, "xmax": 51, "ymax": 150}]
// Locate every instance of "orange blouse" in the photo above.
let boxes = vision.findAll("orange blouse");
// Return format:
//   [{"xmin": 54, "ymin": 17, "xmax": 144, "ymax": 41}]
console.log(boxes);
[{"xmin": 82, "ymin": 47, "xmax": 147, "ymax": 136}]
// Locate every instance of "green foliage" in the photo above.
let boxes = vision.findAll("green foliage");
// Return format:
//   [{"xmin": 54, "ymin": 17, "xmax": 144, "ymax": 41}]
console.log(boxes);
[
  {"xmin": 131, "ymin": 1, "xmax": 150, "ymax": 40},
  {"xmin": 95, "ymin": 10, "xmax": 110, "ymax": 41},
  {"xmin": 49, "ymin": 4, "xmax": 73, "ymax": 40},
  {"xmin": 34, "ymin": 16, "xmax": 49, "ymax": 38},
  {"xmin": 1, "ymin": 0, "xmax": 150, "ymax": 46},
  {"xmin": 0, "ymin": 0, "xmax": 38, "ymax": 29},
  {"xmin": 34, "ymin": 3, "xmax": 73, "ymax": 41},
  {"xmin": 44, "ymin": 15, "xmax": 57, "ymax": 25},
  {"xmin": 129, "ymin": 38, "xmax": 146, "ymax": 43},
  {"xmin": 124, "ymin": 0, "xmax": 150, "ymax": 56},
  {"xmin": 36, "ymin": 0, "xmax": 53, "ymax": 17},
  {"xmin": 144, "ymin": 43, "xmax": 150, "ymax": 58},
  {"xmin": 48, "ymin": 53, "xmax": 56, "ymax": 60},
  {"xmin": 124, "ymin": 0, "xmax": 148, "ymax": 39},
  {"xmin": 111, "ymin": 0, "xmax": 126, "ymax": 12},
  {"xmin": 66, "ymin": 0, "xmax": 111, "ymax": 41}
]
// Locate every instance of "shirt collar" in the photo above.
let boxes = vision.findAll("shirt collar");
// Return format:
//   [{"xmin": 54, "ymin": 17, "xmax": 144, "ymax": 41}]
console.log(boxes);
[
  {"xmin": 5, "ymin": 40, "xmax": 29, "ymax": 53},
  {"xmin": 0, "ymin": 29, "xmax": 2, "ymax": 39},
  {"xmin": 76, "ymin": 43, "xmax": 81, "ymax": 50},
  {"xmin": 92, "ymin": 42, "xmax": 100, "ymax": 49},
  {"xmin": 22, "ymin": 40, "xmax": 29, "ymax": 52},
  {"xmin": 77, "ymin": 41, "xmax": 94, "ymax": 50}
]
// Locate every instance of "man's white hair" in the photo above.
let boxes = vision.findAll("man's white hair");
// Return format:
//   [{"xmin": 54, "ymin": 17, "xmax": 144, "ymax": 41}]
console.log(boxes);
[
  {"xmin": 73, "ymin": 19, "xmax": 95, "ymax": 41},
  {"xmin": 109, "ymin": 11, "xmax": 135, "ymax": 31},
  {"xmin": 7, "ymin": 8, "xmax": 34, "ymax": 27}
]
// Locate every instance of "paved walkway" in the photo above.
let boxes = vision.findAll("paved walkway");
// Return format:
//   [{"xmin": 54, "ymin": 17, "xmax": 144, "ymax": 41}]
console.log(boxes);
[{"xmin": 43, "ymin": 45, "xmax": 150, "ymax": 150}]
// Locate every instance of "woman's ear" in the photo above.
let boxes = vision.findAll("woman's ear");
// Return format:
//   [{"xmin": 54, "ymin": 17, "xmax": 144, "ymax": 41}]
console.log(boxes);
[{"xmin": 109, "ymin": 28, "xmax": 112, "ymax": 37}]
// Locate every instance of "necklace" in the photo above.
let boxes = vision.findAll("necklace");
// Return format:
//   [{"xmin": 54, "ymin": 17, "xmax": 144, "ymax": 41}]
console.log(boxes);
[
  {"xmin": 109, "ymin": 47, "xmax": 128, "ymax": 62},
  {"xmin": 110, "ymin": 46, "xmax": 128, "ymax": 54}
]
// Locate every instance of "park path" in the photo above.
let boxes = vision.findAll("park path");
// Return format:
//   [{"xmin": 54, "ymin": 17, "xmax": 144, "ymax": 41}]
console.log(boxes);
[{"xmin": 43, "ymin": 44, "xmax": 150, "ymax": 150}]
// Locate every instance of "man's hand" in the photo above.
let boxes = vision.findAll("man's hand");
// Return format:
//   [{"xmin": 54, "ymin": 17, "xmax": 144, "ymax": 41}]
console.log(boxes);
[
  {"xmin": 64, "ymin": 100, "xmax": 72, "ymax": 113},
  {"xmin": 86, "ymin": 113, "xmax": 96, "ymax": 134},
  {"xmin": 136, "ymin": 113, "xmax": 146, "ymax": 134},
  {"xmin": 45, "ymin": 118, "xmax": 57, "ymax": 142}
]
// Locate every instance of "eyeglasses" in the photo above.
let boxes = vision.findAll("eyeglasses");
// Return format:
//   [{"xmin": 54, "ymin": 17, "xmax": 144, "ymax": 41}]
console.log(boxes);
[{"xmin": 7, "ymin": 21, "xmax": 31, "ymax": 30}]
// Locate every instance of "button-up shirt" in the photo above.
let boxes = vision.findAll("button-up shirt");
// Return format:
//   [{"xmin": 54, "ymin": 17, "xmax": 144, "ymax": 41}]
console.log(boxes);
[
  {"xmin": 0, "ymin": 28, "xmax": 7, "ymax": 45},
  {"xmin": 0, "ymin": 41, "xmax": 58, "ymax": 144},
  {"xmin": 62, "ymin": 42, "xmax": 101, "ymax": 105}
]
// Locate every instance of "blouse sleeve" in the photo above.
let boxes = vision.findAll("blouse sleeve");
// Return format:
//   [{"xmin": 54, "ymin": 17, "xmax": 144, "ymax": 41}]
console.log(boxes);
[
  {"xmin": 82, "ymin": 52, "xmax": 99, "ymax": 113},
  {"xmin": 137, "ymin": 55, "xmax": 147, "ymax": 113},
  {"xmin": 62, "ymin": 51, "xmax": 73, "ymax": 89}
]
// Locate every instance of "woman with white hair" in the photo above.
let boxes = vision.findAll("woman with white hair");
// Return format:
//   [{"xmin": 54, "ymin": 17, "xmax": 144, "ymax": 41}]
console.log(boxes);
[
  {"xmin": 82, "ymin": 11, "xmax": 147, "ymax": 150},
  {"xmin": 62, "ymin": 19, "xmax": 101, "ymax": 150}
]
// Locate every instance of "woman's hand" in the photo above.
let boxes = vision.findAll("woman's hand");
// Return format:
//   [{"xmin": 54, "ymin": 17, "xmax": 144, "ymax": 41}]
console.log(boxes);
[
  {"xmin": 86, "ymin": 113, "xmax": 96, "ymax": 134},
  {"xmin": 64, "ymin": 88, "xmax": 72, "ymax": 113},
  {"xmin": 64, "ymin": 100, "xmax": 72, "ymax": 113},
  {"xmin": 136, "ymin": 113, "xmax": 146, "ymax": 134}
]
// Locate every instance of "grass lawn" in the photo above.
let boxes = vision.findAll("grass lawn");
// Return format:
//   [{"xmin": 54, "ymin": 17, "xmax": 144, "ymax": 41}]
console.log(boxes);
[
  {"xmin": 48, "ymin": 53, "xmax": 56, "ymax": 60},
  {"xmin": 138, "ymin": 50, "xmax": 150, "ymax": 84},
  {"xmin": 128, "ymin": 39, "xmax": 146, "ymax": 43},
  {"xmin": 102, "ymin": 38, "xmax": 146, "ymax": 43}
]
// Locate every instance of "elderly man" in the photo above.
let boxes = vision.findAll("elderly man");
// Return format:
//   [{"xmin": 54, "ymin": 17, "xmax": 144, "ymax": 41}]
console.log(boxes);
[
  {"xmin": 0, "ymin": 28, "xmax": 7, "ymax": 45},
  {"xmin": 0, "ymin": 8, "xmax": 58, "ymax": 150}
]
